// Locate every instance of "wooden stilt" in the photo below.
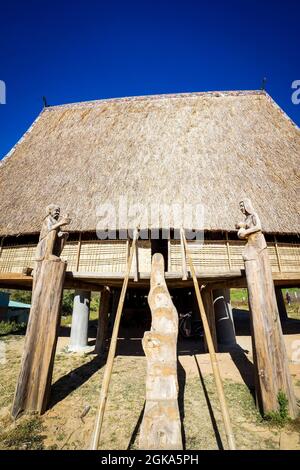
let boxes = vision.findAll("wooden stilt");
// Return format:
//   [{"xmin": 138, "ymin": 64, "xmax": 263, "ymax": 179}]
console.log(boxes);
[
  {"xmin": 181, "ymin": 228, "xmax": 236, "ymax": 450},
  {"xmin": 202, "ymin": 288, "xmax": 218, "ymax": 352},
  {"xmin": 94, "ymin": 286, "xmax": 111, "ymax": 355},
  {"xmin": 12, "ymin": 259, "xmax": 66, "ymax": 417},
  {"xmin": 90, "ymin": 229, "xmax": 139, "ymax": 450}
]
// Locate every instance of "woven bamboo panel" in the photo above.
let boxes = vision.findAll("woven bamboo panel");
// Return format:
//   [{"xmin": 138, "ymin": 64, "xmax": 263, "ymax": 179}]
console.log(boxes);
[
  {"xmin": 78, "ymin": 241, "xmax": 128, "ymax": 273},
  {"xmin": 228, "ymin": 241, "xmax": 245, "ymax": 270},
  {"xmin": 278, "ymin": 243, "xmax": 300, "ymax": 272},
  {"xmin": 61, "ymin": 242, "xmax": 78, "ymax": 271},
  {"xmin": 0, "ymin": 244, "xmax": 36, "ymax": 273},
  {"xmin": 130, "ymin": 241, "xmax": 152, "ymax": 274},
  {"xmin": 169, "ymin": 240, "xmax": 231, "ymax": 273}
]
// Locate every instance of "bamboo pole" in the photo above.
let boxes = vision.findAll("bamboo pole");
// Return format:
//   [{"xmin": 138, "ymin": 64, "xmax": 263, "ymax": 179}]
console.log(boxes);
[
  {"xmin": 90, "ymin": 228, "xmax": 139, "ymax": 450},
  {"xmin": 181, "ymin": 228, "xmax": 236, "ymax": 450}
]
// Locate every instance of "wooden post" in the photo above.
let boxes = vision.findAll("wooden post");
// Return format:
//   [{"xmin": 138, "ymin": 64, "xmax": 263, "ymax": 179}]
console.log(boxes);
[
  {"xmin": 202, "ymin": 288, "xmax": 218, "ymax": 352},
  {"xmin": 181, "ymin": 228, "xmax": 236, "ymax": 450},
  {"xmin": 139, "ymin": 253, "xmax": 183, "ymax": 450},
  {"xmin": 180, "ymin": 231, "xmax": 188, "ymax": 280},
  {"xmin": 75, "ymin": 233, "xmax": 82, "ymax": 271},
  {"xmin": 275, "ymin": 287, "xmax": 289, "ymax": 323},
  {"xmin": 90, "ymin": 229, "xmax": 138, "ymax": 450},
  {"xmin": 225, "ymin": 232, "xmax": 232, "ymax": 270},
  {"xmin": 94, "ymin": 286, "xmax": 111, "ymax": 355},
  {"xmin": 236, "ymin": 199, "xmax": 297, "ymax": 418},
  {"xmin": 12, "ymin": 259, "xmax": 66, "ymax": 417},
  {"xmin": 274, "ymin": 236, "xmax": 282, "ymax": 272}
]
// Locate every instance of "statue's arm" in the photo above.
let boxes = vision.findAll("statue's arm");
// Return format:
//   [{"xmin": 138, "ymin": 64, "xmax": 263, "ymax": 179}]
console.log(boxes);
[{"xmin": 238, "ymin": 214, "xmax": 262, "ymax": 238}]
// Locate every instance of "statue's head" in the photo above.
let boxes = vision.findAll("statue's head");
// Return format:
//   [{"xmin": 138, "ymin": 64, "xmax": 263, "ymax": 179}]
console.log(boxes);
[
  {"xmin": 46, "ymin": 204, "xmax": 60, "ymax": 220},
  {"xmin": 239, "ymin": 198, "xmax": 254, "ymax": 216}
]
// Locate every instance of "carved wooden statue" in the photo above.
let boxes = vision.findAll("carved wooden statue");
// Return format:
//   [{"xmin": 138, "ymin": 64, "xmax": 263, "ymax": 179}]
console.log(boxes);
[
  {"xmin": 12, "ymin": 206, "xmax": 71, "ymax": 418},
  {"xmin": 236, "ymin": 198, "xmax": 297, "ymax": 418},
  {"xmin": 139, "ymin": 253, "xmax": 183, "ymax": 450},
  {"xmin": 36, "ymin": 204, "xmax": 70, "ymax": 262}
]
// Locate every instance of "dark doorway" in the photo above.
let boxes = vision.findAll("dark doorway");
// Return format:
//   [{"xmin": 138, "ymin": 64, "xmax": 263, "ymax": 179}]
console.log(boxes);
[{"xmin": 151, "ymin": 231, "xmax": 168, "ymax": 271}]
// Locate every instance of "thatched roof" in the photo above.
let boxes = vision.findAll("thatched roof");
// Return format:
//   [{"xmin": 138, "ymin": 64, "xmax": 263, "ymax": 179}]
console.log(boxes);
[{"xmin": 0, "ymin": 90, "xmax": 299, "ymax": 237}]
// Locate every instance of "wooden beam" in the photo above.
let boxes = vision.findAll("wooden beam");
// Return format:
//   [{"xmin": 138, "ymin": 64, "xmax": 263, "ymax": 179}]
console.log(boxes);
[
  {"xmin": 90, "ymin": 229, "xmax": 139, "ymax": 450},
  {"xmin": 94, "ymin": 286, "xmax": 110, "ymax": 355}
]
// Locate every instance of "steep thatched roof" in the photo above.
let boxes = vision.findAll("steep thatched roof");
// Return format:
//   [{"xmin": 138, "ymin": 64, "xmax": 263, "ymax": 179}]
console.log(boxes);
[{"xmin": 0, "ymin": 90, "xmax": 299, "ymax": 237}]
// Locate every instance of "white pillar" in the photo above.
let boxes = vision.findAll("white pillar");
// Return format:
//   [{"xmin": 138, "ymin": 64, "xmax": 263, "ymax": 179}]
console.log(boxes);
[
  {"xmin": 69, "ymin": 290, "xmax": 91, "ymax": 352},
  {"xmin": 213, "ymin": 288, "xmax": 236, "ymax": 346}
]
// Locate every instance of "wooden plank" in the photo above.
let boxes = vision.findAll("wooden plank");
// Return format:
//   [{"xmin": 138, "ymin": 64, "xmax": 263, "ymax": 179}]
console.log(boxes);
[
  {"xmin": 90, "ymin": 229, "xmax": 139, "ymax": 450},
  {"xmin": 12, "ymin": 259, "xmax": 66, "ymax": 417},
  {"xmin": 181, "ymin": 228, "xmax": 236, "ymax": 450}
]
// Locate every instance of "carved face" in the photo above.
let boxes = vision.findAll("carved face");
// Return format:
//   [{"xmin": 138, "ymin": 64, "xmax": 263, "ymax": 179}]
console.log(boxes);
[
  {"xmin": 48, "ymin": 205, "xmax": 60, "ymax": 220},
  {"xmin": 239, "ymin": 201, "xmax": 246, "ymax": 215}
]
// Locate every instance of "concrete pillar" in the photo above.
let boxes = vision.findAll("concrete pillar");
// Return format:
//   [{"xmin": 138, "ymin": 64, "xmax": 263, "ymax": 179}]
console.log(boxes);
[
  {"xmin": 69, "ymin": 290, "xmax": 91, "ymax": 352},
  {"xmin": 213, "ymin": 288, "xmax": 236, "ymax": 346},
  {"xmin": 275, "ymin": 287, "xmax": 288, "ymax": 322}
]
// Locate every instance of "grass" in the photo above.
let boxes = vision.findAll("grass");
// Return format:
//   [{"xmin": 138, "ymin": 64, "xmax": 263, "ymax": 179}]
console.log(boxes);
[
  {"xmin": 0, "ymin": 416, "xmax": 45, "ymax": 450},
  {"xmin": 264, "ymin": 391, "xmax": 291, "ymax": 428},
  {"xmin": 0, "ymin": 321, "xmax": 26, "ymax": 336}
]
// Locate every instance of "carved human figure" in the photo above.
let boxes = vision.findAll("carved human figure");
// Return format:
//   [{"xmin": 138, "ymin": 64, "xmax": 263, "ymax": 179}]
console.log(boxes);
[
  {"xmin": 35, "ymin": 204, "xmax": 71, "ymax": 262},
  {"xmin": 236, "ymin": 198, "xmax": 266, "ymax": 259},
  {"xmin": 235, "ymin": 198, "xmax": 297, "ymax": 418}
]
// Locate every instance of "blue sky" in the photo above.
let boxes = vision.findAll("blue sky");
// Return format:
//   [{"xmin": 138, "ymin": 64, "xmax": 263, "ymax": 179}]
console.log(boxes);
[{"xmin": 0, "ymin": 0, "xmax": 299, "ymax": 159}]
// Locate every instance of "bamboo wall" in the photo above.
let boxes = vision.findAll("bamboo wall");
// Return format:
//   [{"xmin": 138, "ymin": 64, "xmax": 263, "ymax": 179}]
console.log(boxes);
[{"xmin": 0, "ymin": 239, "xmax": 299, "ymax": 276}]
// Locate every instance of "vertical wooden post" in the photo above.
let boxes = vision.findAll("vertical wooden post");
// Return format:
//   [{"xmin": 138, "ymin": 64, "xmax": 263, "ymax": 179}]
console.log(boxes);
[
  {"xmin": 75, "ymin": 233, "xmax": 82, "ymax": 272},
  {"xmin": 95, "ymin": 286, "xmax": 111, "ymax": 355},
  {"xmin": 274, "ymin": 236, "xmax": 282, "ymax": 272},
  {"xmin": 225, "ymin": 232, "xmax": 232, "ymax": 270},
  {"xmin": 275, "ymin": 287, "xmax": 288, "ymax": 323},
  {"xmin": 12, "ymin": 259, "xmax": 66, "ymax": 417},
  {"xmin": 202, "ymin": 288, "xmax": 218, "ymax": 352},
  {"xmin": 180, "ymin": 231, "xmax": 188, "ymax": 280}
]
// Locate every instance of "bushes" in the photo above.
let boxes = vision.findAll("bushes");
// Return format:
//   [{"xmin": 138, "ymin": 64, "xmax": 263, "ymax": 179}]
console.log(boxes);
[{"xmin": 0, "ymin": 321, "xmax": 26, "ymax": 336}]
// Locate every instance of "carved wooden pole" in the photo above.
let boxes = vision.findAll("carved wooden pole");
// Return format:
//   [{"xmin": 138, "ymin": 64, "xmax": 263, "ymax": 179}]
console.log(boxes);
[
  {"xmin": 236, "ymin": 199, "xmax": 297, "ymax": 418},
  {"xmin": 12, "ymin": 205, "xmax": 70, "ymax": 418},
  {"xmin": 139, "ymin": 253, "xmax": 183, "ymax": 450}
]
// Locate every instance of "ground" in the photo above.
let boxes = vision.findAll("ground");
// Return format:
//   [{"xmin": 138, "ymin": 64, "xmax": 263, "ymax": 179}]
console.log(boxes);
[{"xmin": 0, "ymin": 293, "xmax": 300, "ymax": 450}]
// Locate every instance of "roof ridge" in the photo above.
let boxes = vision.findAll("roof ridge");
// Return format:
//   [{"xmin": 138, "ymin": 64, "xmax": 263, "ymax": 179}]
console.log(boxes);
[{"xmin": 45, "ymin": 89, "xmax": 265, "ymax": 110}]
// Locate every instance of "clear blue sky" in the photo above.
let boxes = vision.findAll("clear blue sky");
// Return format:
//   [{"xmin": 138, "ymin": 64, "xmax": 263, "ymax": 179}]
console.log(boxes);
[{"xmin": 0, "ymin": 0, "xmax": 299, "ymax": 159}]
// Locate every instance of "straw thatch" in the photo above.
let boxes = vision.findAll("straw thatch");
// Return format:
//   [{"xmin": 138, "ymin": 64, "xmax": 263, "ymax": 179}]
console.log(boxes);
[{"xmin": 0, "ymin": 90, "xmax": 299, "ymax": 237}]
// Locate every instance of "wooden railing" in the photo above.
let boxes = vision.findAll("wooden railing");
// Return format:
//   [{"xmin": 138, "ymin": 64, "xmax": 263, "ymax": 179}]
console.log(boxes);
[{"xmin": 0, "ymin": 239, "xmax": 299, "ymax": 276}]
